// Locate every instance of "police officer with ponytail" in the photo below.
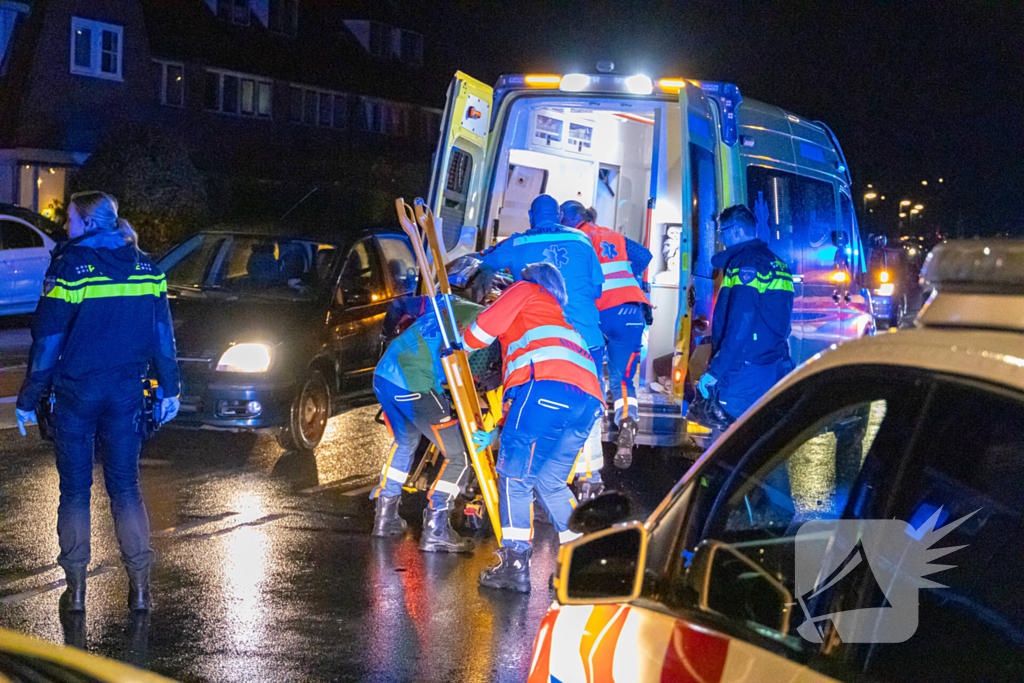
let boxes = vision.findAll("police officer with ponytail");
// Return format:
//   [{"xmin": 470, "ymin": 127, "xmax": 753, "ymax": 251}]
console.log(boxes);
[{"xmin": 15, "ymin": 191, "xmax": 180, "ymax": 614}]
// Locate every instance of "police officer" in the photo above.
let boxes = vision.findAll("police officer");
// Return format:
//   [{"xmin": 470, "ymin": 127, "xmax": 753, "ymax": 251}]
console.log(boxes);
[
  {"xmin": 15, "ymin": 191, "xmax": 180, "ymax": 614},
  {"xmin": 696, "ymin": 204, "xmax": 794, "ymax": 422},
  {"xmin": 477, "ymin": 195, "xmax": 606, "ymax": 500},
  {"xmin": 560, "ymin": 201, "xmax": 652, "ymax": 467},
  {"xmin": 465, "ymin": 263, "xmax": 603, "ymax": 593},
  {"xmin": 370, "ymin": 257, "xmax": 497, "ymax": 553}
]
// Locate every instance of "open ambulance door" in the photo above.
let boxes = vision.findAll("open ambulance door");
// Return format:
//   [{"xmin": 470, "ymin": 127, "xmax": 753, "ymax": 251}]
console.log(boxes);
[
  {"xmin": 426, "ymin": 72, "xmax": 493, "ymax": 262},
  {"xmin": 672, "ymin": 83, "xmax": 719, "ymax": 404}
]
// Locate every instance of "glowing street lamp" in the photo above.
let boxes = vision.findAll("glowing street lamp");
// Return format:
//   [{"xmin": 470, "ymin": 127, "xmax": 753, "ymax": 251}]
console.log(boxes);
[
  {"xmin": 900, "ymin": 200, "xmax": 911, "ymax": 207},
  {"xmin": 899, "ymin": 212, "xmax": 907, "ymax": 218},
  {"xmin": 914, "ymin": 204, "xmax": 924, "ymax": 210},
  {"xmin": 911, "ymin": 208, "xmax": 920, "ymax": 214},
  {"xmin": 864, "ymin": 192, "xmax": 877, "ymax": 200},
  {"xmin": 922, "ymin": 180, "xmax": 928, "ymax": 186}
]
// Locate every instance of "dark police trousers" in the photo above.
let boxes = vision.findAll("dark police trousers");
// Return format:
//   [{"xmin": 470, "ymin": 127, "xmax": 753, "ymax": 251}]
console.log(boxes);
[
  {"xmin": 53, "ymin": 368, "xmax": 154, "ymax": 572},
  {"xmin": 717, "ymin": 357, "xmax": 792, "ymax": 420}
]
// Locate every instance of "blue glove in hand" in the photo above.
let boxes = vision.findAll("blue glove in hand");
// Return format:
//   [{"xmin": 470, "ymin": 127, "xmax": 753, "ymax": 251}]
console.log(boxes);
[
  {"xmin": 15, "ymin": 408, "xmax": 36, "ymax": 437},
  {"xmin": 696, "ymin": 373, "xmax": 717, "ymax": 399},
  {"xmin": 471, "ymin": 428, "xmax": 498, "ymax": 449},
  {"xmin": 160, "ymin": 396, "xmax": 181, "ymax": 424}
]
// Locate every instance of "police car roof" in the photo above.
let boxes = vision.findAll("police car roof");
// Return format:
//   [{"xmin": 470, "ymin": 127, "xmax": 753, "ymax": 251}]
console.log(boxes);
[{"xmin": 193, "ymin": 224, "xmax": 403, "ymax": 247}]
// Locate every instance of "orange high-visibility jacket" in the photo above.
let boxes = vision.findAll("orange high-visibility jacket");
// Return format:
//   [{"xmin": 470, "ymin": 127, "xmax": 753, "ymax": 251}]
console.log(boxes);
[
  {"xmin": 577, "ymin": 222, "xmax": 651, "ymax": 311},
  {"xmin": 464, "ymin": 281, "xmax": 604, "ymax": 403}
]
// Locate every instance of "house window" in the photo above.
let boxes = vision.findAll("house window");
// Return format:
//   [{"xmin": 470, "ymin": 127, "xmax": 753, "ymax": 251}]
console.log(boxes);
[
  {"xmin": 399, "ymin": 30, "xmax": 423, "ymax": 65},
  {"xmin": 217, "ymin": 0, "xmax": 249, "ymax": 25},
  {"xmin": 268, "ymin": 0, "xmax": 298, "ymax": 35},
  {"xmin": 155, "ymin": 60, "xmax": 184, "ymax": 107},
  {"xmin": 288, "ymin": 85, "xmax": 347, "ymax": 128},
  {"xmin": 205, "ymin": 69, "xmax": 272, "ymax": 117},
  {"xmin": 70, "ymin": 17, "xmax": 122, "ymax": 80},
  {"xmin": 362, "ymin": 100, "xmax": 408, "ymax": 137},
  {"xmin": 17, "ymin": 165, "xmax": 67, "ymax": 218}
]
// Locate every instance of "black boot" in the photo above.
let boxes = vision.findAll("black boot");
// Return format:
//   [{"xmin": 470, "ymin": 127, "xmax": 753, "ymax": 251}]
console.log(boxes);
[
  {"xmin": 372, "ymin": 495, "xmax": 408, "ymax": 537},
  {"xmin": 576, "ymin": 477, "xmax": 604, "ymax": 502},
  {"xmin": 127, "ymin": 566, "xmax": 151, "ymax": 613},
  {"xmin": 420, "ymin": 507, "xmax": 474, "ymax": 553},
  {"xmin": 614, "ymin": 417, "xmax": 638, "ymax": 469},
  {"xmin": 59, "ymin": 565, "xmax": 86, "ymax": 613},
  {"xmin": 479, "ymin": 547, "xmax": 531, "ymax": 593}
]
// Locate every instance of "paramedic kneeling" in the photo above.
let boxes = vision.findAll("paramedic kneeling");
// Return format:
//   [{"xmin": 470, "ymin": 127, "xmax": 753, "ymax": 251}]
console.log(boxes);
[
  {"xmin": 465, "ymin": 263, "xmax": 604, "ymax": 593},
  {"xmin": 696, "ymin": 204, "xmax": 794, "ymax": 422}
]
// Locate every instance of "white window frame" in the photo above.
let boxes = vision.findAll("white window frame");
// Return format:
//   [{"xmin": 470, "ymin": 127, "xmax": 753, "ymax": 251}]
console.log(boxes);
[
  {"xmin": 205, "ymin": 68, "xmax": 273, "ymax": 118},
  {"xmin": 154, "ymin": 59, "xmax": 185, "ymax": 107},
  {"xmin": 70, "ymin": 16, "xmax": 123, "ymax": 81},
  {"xmin": 288, "ymin": 84, "xmax": 347, "ymax": 129}
]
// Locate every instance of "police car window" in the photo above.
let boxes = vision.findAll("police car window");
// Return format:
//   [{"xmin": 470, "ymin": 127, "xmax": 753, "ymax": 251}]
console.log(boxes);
[
  {"xmin": 0, "ymin": 220, "xmax": 43, "ymax": 249},
  {"xmin": 378, "ymin": 236, "xmax": 418, "ymax": 296},
  {"xmin": 859, "ymin": 381, "xmax": 1024, "ymax": 682}
]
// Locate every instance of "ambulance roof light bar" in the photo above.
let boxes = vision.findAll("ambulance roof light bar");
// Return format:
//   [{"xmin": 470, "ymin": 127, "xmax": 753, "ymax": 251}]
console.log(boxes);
[{"xmin": 501, "ymin": 73, "xmax": 660, "ymax": 96}]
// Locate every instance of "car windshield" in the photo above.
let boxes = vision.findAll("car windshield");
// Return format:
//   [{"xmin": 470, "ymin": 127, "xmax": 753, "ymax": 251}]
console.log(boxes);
[{"xmin": 161, "ymin": 234, "xmax": 340, "ymax": 300}]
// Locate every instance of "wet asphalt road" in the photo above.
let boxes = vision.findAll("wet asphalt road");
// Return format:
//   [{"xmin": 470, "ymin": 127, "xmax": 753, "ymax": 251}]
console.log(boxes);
[{"xmin": 0, "ymin": 405, "xmax": 694, "ymax": 682}]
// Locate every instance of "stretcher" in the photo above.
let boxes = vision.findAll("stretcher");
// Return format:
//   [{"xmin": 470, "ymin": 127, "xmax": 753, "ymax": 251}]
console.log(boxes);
[{"xmin": 394, "ymin": 197, "xmax": 505, "ymax": 545}]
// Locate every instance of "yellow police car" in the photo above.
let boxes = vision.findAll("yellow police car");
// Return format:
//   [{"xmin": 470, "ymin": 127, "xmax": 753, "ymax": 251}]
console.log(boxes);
[
  {"xmin": 0, "ymin": 627, "xmax": 175, "ymax": 682},
  {"xmin": 532, "ymin": 241, "xmax": 1024, "ymax": 682}
]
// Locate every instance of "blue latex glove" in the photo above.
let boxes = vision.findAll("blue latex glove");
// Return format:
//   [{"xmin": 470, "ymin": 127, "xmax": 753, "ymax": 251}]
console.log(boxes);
[
  {"xmin": 16, "ymin": 408, "xmax": 36, "ymax": 437},
  {"xmin": 471, "ymin": 428, "xmax": 498, "ymax": 449},
  {"xmin": 696, "ymin": 373, "xmax": 717, "ymax": 399},
  {"xmin": 160, "ymin": 396, "xmax": 181, "ymax": 424}
]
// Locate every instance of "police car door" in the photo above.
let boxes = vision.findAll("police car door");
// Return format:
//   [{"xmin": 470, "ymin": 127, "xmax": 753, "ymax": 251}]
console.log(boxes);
[{"xmin": 427, "ymin": 72, "xmax": 492, "ymax": 260}]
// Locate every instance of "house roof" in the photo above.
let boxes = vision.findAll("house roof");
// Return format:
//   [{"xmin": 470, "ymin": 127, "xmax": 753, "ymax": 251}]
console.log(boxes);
[{"xmin": 141, "ymin": 1, "xmax": 447, "ymax": 107}]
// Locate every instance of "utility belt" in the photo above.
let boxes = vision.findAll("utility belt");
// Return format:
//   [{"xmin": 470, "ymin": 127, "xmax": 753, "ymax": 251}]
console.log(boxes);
[{"xmin": 35, "ymin": 377, "xmax": 164, "ymax": 442}]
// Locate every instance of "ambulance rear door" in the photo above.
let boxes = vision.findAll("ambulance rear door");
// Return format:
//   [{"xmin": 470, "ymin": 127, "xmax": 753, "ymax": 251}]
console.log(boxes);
[
  {"xmin": 427, "ymin": 72, "xmax": 493, "ymax": 260},
  {"xmin": 670, "ymin": 82, "xmax": 718, "ymax": 403}
]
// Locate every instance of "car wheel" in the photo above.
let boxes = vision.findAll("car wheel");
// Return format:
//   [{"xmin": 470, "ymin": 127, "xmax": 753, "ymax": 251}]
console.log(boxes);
[{"xmin": 277, "ymin": 369, "xmax": 330, "ymax": 453}]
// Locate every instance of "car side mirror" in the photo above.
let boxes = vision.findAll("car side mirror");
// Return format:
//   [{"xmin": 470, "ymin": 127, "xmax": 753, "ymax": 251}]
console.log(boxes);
[
  {"xmin": 831, "ymin": 230, "xmax": 850, "ymax": 248},
  {"xmin": 556, "ymin": 522, "xmax": 646, "ymax": 605},
  {"xmin": 567, "ymin": 491, "xmax": 634, "ymax": 534},
  {"xmin": 686, "ymin": 540, "xmax": 792, "ymax": 636},
  {"xmin": 339, "ymin": 286, "xmax": 374, "ymax": 307}
]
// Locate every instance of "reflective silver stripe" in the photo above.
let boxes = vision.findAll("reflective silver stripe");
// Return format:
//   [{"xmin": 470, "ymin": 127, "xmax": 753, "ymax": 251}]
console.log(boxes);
[
  {"xmin": 385, "ymin": 468, "xmax": 409, "ymax": 483},
  {"xmin": 467, "ymin": 322, "xmax": 495, "ymax": 346},
  {"xmin": 513, "ymin": 232, "xmax": 593, "ymax": 248},
  {"xmin": 603, "ymin": 277, "xmax": 642, "ymax": 292},
  {"xmin": 432, "ymin": 480, "xmax": 461, "ymax": 497},
  {"xmin": 506, "ymin": 346, "xmax": 597, "ymax": 378},
  {"xmin": 601, "ymin": 261, "xmax": 631, "ymax": 274},
  {"xmin": 502, "ymin": 526, "xmax": 533, "ymax": 541},
  {"xmin": 613, "ymin": 397, "xmax": 639, "ymax": 409},
  {"xmin": 506, "ymin": 325, "xmax": 586, "ymax": 356},
  {"xmin": 559, "ymin": 529, "xmax": 582, "ymax": 544}
]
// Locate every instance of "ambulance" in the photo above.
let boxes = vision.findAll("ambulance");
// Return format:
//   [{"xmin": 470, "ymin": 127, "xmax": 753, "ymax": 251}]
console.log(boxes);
[{"xmin": 424, "ymin": 69, "xmax": 874, "ymax": 447}]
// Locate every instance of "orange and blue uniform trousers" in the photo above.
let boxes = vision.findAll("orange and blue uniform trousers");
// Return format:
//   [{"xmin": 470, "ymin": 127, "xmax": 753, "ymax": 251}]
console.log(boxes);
[
  {"xmin": 465, "ymin": 280, "xmax": 604, "ymax": 550},
  {"xmin": 578, "ymin": 222, "xmax": 653, "ymax": 425},
  {"xmin": 371, "ymin": 296, "xmax": 485, "ymax": 510}
]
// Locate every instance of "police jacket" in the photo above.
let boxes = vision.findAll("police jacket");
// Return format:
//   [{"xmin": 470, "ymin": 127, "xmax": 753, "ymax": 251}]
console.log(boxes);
[
  {"xmin": 708, "ymin": 239, "xmax": 794, "ymax": 379},
  {"xmin": 478, "ymin": 222, "xmax": 604, "ymax": 349},
  {"xmin": 17, "ymin": 230, "xmax": 180, "ymax": 411}
]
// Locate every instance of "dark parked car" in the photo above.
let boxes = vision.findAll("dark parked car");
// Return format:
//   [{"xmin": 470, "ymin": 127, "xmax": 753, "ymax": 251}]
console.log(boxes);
[{"xmin": 158, "ymin": 227, "xmax": 419, "ymax": 452}]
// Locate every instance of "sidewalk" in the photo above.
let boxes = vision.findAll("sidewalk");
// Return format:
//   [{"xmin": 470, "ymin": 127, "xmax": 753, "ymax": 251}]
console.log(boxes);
[{"xmin": 0, "ymin": 325, "xmax": 31, "ymax": 430}]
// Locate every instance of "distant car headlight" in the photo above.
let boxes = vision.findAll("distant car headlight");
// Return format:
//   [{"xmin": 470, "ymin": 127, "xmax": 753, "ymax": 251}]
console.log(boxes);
[
  {"xmin": 875, "ymin": 283, "xmax": 895, "ymax": 297},
  {"xmin": 216, "ymin": 343, "xmax": 272, "ymax": 373}
]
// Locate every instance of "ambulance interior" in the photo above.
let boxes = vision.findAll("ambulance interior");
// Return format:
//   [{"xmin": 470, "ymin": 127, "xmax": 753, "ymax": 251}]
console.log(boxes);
[{"xmin": 485, "ymin": 97, "xmax": 683, "ymax": 385}]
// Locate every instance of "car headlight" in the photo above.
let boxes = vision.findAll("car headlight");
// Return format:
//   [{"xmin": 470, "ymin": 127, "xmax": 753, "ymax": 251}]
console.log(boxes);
[
  {"xmin": 216, "ymin": 343, "xmax": 272, "ymax": 373},
  {"xmin": 874, "ymin": 284, "xmax": 895, "ymax": 297}
]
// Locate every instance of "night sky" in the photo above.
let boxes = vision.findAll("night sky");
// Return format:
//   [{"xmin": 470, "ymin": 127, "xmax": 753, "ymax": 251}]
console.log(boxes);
[{"xmin": 426, "ymin": 0, "xmax": 1023, "ymax": 236}]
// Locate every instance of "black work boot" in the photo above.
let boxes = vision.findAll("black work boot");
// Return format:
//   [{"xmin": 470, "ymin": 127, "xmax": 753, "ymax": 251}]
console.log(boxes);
[
  {"xmin": 59, "ymin": 565, "xmax": 87, "ymax": 613},
  {"xmin": 576, "ymin": 477, "xmax": 604, "ymax": 502},
  {"xmin": 420, "ymin": 507, "xmax": 474, "ymax": 553},
  {"xmin": 372, "ymin": 495, "xmax": 408, "ymax": 537},
  {"xmin": 127, "ymin": 566, "xmax": 151, "ymax": 613},
  {"xmin": 479, "ymin": 547, "xmax": 532, "ymax": 593},
  {"xmin": 614, "ymin": 417, "xmax": 638, "ymax": 469}
]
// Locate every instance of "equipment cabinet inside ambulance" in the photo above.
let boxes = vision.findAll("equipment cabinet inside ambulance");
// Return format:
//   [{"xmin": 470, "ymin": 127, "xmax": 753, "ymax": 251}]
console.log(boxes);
[{"xmin": 425, "ymin": 70, "xmax": 874, "ymax": 448}]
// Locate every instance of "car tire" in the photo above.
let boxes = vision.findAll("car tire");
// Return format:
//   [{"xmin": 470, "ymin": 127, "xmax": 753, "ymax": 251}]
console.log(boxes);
[{"xmin": 277, "ymin": 369, "xmax": 331, "ymax": 453}]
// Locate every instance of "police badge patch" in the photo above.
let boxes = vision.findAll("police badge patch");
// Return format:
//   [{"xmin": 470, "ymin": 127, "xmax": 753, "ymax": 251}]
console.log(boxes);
[
  {"xmin": 739, "ymin": 267, "xmax": 757, "ymax": 284},
  {"xmin": 42, "ymin": 275, "xmax": 56, "ymax": 295}
]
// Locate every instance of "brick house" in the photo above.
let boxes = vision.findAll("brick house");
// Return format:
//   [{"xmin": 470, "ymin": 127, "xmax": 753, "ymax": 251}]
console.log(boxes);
[{"xmin": 0, "ymin": 0, "xmax": 446, "ymax": 223}]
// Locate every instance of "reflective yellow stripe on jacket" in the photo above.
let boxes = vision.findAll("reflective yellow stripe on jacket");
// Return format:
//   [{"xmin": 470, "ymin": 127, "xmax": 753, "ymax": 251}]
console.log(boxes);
[
  {"xmin": 46, "ymin": 274, "xmax": 167, "ymax": 304},
  {"xmin": 721, "ymin": 267, "xmax": 794, "ymax": 294}
]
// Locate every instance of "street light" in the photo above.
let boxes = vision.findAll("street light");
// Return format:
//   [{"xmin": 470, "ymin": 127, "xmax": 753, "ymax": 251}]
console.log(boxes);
[
  {"xmin": 914, "ymin": 204, "xmax": 924, "ymax": 210},
  {"xmin": 911, "ymin": 208, "xmax": 920, "ymax": 214},
  {"xmin": 900, "ymin": 212, "xmax": 907, "ymax": 218},
  {"xmin": 922, "ymin": 180, "xmax": 928, "ymax": 186},
  {"xmin": 864, "ymin": 192, "xmax": 877, "ymax": 200},
  {"xmin": 900, "ymin": 200, "xmax": 911, "ymax": 207}
]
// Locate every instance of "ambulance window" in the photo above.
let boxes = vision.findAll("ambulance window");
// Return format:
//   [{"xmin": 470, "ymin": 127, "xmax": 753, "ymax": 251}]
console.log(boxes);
[
  {"xmin": 746, "ymin": 166, "xmax": 837, "ymax": 280},
  {"xmin": 689, "ymin": 143, "xmax": 717, "ymax": 280},
  {"xmin": 839, "ymin": 193, "xmax": 863, "ymax": 279},
  {"xmin": 439, "ymin": 148, "xmax": 472, "ymax": 251}
]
